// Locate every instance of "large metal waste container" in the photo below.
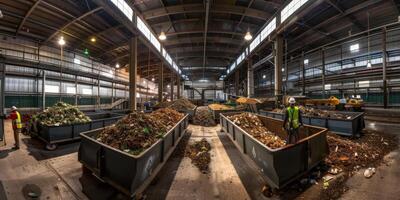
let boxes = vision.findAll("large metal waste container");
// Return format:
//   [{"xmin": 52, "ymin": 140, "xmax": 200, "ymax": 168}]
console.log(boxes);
[
  {"xmin": 220, "ymin": 112, "xmax": 328, "ymax": 189},
  {"xmin": 33, "ymin": 113, "xmax": 125, "ymax": 149},
  {"xmin": 259, "ymin": 110, "xmax": 364, "ymax": 137},
  {"xmin": 78, "ymin": 114, "xmax": 189, "ymax": 197}
]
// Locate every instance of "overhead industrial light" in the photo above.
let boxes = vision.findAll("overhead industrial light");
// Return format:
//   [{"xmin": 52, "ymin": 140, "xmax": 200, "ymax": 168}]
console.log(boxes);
[
  {"xmin": 0, "ymin": 9, "xmax": 3, "ymax": 18},
  {"xmin": 115, "ymin": 63, "xmax": 120, "ymax": 68},
  {"xmin": 58, "ymin": 36, "xmax": 65, "ymax": 46},
  {"xmin": 244, "ymin": 31, "xmax": 252, "ymax": 41},
  {"xmin": 151, "ymin": 77, "xmax": 155, "ymax": 82},
  {"xmin": 90, "ymin": 37, "xmax": 96, "ymax": 43},
  {"xmin": 167, "ymin": 84, "xmax": 170, "ymax": 88},
  {"xmin": 262, "ymin": 75, "xmax": 266, "ymax": 79},
  {"xmin": 158, "ymin": 31, "xmax": 166, "ymax": 41}
]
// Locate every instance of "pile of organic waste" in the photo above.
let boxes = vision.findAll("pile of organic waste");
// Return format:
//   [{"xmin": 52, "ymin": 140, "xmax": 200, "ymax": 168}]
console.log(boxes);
[
  {"xmin": 33, "ymin": 102, "xmax": 91, "ymax": 126},
  {"xmin": 168, "ymin": 99, "xmax": 196, "ymax": 110},
  {"xmin": 186, "ymin": 138, "xmax": 211, "ymax": 173},
  {"xmin": 150, "ymin": 108, "xmax": 184, "ymax": 130},
  {"xmin": 193, "ymin": 106, "xmax": 216, "ymax": 127},
  {"xmin": 272, "ymin": 106, "xmax": 353, "ymax": 119},
  {"xmin": 236, "ymin": 97, "xmax": 261, "ymax": 104},
  {"xmin": 317, "ymin": 130, "xmax": 398, "ymax": 199},
  {"xmin": 228, "ymin": 113, "xmax": 286, "ymax": 149},
  {"xmin": 208, "ymin": 103, "xmax": 233, "ymax": 111},
  {"xmin": 154, "ymin": 101, "xmax": 172, "ymax": 109},
  {"xmin": 96, "ymin": 111, "xmax": 167, "ymax": 155}
]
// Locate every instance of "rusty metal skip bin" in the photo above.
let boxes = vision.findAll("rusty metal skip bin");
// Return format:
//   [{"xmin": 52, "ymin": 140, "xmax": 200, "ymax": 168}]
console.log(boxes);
[{"xmin": 220, "ymin": 112, "xmax": 329, "ymax": 189}]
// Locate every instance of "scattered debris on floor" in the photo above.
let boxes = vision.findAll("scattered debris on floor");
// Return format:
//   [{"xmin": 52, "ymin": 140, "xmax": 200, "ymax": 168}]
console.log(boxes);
[
  {"xmin": 186, "ymin": 138, "xmax": 211, "ymax": 173},
  {"xmin": 96, "ymin": 109, "xmax": 184, "ymax": 155},
  {"xmin": 32, "ymin": 102, "xmax": 91, "ymax": 126},
  {"xmin": 193, "ymin": 106, "xmax": 216, "ymax": 127},
  {"xmin": 228, "ymin": 113, "xmax": 286, "ymax": 149},
  {"xmin": 320, "ymin": 130, "xmax": 398, "ymax": 199}
]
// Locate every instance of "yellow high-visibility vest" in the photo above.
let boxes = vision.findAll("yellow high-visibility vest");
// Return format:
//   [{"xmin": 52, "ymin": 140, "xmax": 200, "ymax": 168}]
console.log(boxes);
[{"xmin": 14, "ymin": 111, "xmax": 22, "ymax": 129}]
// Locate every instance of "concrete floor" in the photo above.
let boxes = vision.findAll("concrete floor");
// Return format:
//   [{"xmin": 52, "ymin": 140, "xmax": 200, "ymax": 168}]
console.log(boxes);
[{"xmin": 0, "ymin": 119, "xmax": 400, "ymax": 200}]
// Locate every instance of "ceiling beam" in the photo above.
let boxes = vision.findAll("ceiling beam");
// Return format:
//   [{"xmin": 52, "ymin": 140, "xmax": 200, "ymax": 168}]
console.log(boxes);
[
  {"xmin": 325, "ymin": 0, "xmax": 365, "ymax": 30},
  {"xmin": 163, "ymin": 36, "xmax": 242, "ymax": 46},
  {"xmin": 16, "ymin": 0, "xmax": 42, "ymax": 35},
  {"xmin": 142, "ymin": 3, "xmax": 271, "ymax": 21},
  {"xmin": 291, "ymin": 0, "xmax": 382, "ymax": 43},
  {"xmin": 44, "ymin": 7, "xmax": 103, "ymax": 43},
  {"xmin": 165, "ymin": 30, "xmax": 244, "ymax": 37},
  {"xmin": 202, "ymin": 0, "xmax": 210, "ymax": 79}
]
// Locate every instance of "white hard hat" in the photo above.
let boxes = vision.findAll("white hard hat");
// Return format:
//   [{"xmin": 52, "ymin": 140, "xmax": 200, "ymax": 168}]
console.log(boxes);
[
  {"xmin": 288, "ymin": 97, "xmax": 296, "ymax": 104},
  {"xmin": 11, "ymin": 106, "xmax": 17, "ymax": 111}
]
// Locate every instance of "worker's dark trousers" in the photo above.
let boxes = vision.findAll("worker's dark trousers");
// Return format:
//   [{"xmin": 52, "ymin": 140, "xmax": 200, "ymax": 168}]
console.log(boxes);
[
  {"xmin": 288, "ymin": 128, "xmax": 299, "ymax": 144},
  {"xmin": 13, "ymin": 128, "xmax": 20, "ymax": 147}
]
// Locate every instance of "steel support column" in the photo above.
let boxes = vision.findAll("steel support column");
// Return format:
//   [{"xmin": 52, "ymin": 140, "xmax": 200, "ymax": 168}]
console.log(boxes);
[
  {"xmin": 129, "ymin": 37, "xmax": 138, "ymax": 111},
  {"xmin": 0, "ymin": 60, "xmax": 5, "ymax": 142},
  {"xmin": 301, "ymin": 51, "xmax": 306, "ymax": 95},
  {"xmin": 235, "ymin": 70, "xmax": 240, "ymax": 96},
  {"xmin": 170, "ymin": 77, "xmax": 174, "ymax": 101},
  {"xmin": 75, "ymin": 75, "xmax": 78, "ymax": 106},
  {"xmin": 321, "ymin": 48, "xmax": 326, "ymax": 98},
  {"xmin": 158, "ymin": 64, "xmax": 163, "ymax": 102},
  {"xmin": 247, "ymin": 59, "xmax": 254, "ymax": 97},
  {"xmin": 177, "ymin": 75, "xmax": 181, "ymax": 99},
  {"xmin": 42, "ymin": 70, "xmax": 46, "ymax": 109},
  {"xmin": 274, "ymin": 35, "xmax": 283, "ymax": 96},
  {"xmin": 382, "ymin": 28, "xmax": 388, "ymax": 108}
]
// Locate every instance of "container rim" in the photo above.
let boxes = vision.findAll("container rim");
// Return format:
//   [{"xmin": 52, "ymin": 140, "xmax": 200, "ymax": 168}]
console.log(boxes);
[
  {"xmin": 264, "ymin": 110, "xmax": 364, "ymax": 121},
  {"xmin": 221, "ymin": 112, "xmax": 328, "ymax": 152},
  {"xmin": 80, "ymin": 114, "xmax": 189, "ymax": 158}
]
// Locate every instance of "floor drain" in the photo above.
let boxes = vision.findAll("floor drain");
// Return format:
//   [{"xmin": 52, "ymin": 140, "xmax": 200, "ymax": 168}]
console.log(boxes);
[{"xmin": 22, "ymin": 184, "xmax": 42, "ymax": 199}]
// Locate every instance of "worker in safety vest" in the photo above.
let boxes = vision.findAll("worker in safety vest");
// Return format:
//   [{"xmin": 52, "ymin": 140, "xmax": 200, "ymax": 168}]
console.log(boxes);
[
  {"xmin": 7, "ymin": 106, "xmax": 22, "ymax": 149},
  {"xmin": 282, "ymin": 98, "xmax": 303, "ymax": 144}
]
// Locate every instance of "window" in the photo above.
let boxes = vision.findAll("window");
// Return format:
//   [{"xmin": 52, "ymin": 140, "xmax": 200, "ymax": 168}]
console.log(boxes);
[
  {"xmin": 45, "ymin": 85, "xmax": 59, "ymax": 93},
  {"xmin": 260, "ymin": 17, "xmax": 276, "ymax": 42},
  {"xmin": 281, "ymin": 0, "xmax": 309, "ymax": 23},
  {"xmin": 249, "ymin": 34, "xmax": 261, "ymax": 53},
  {"xmin": 150, "ymin": 33, "xmax": 161, "ymax": 52},
  {"xmin": 325, "ymin": 84, "xmax": 331, "ymax": 90},
  {"xmin": 304, "ymin": 59, "xmax": 309, "ymax": 65},
  {"xmin": 110, "ymin": 0, "xmax": 133, "ymax": 21},
  {"xmin": 350, "ymin": 44, "xmax": 359, "ymax": 53},
  {"xmin": 82, "ymin": 88, "xmax": 92, "ymax": 95},
  {"xmin": 74, "ymin": 58, "xmax": 80, "ymax": 64},
  {"xmin": 66, "ymin": 87, "xmax": 76, "ymax": 94},
  {"xmin": 359, "ymin": 80, "xmax": 370, "ymax": 88}
]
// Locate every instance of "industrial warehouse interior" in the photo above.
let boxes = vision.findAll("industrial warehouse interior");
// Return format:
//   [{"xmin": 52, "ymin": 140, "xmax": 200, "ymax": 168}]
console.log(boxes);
[{"xmin": 0, "ymin": 0, "xmax": 400, "ymax": 199}]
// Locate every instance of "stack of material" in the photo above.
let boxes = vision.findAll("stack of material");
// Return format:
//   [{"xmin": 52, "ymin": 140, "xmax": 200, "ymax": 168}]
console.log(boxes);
[
  {"xmin": 154, "ymin": 101, "xmax": 172, "ymax": 108},
  {"xmin": 273, "ymin": 106, "xmax": 352, "ymax": 119},
  {"xmin": 193, "ymin": 106, "xmax": 216, "ymax": 127},
  {"xmin": 208, "ymin": 103, "xmax": 233, "ymax": 111},
  {"xmin": 186, "ymin": 138, "xmax": 211, "ymax": 173},
  {"xmin": 236, "ymin": 97, "xmax": 260, "ymax": 104},
  {"xmin": 150, "ymin": 108, "xmax": 184, "ymax": 130},
  {"xmin": 169, "ymin": 99, "xmax": 196, "ymax": 110},
  {"xmin": 96, "ymin": 109, "xmax": 184, "ymax": 155},
  {"xmin": 33, "ymin": 102, "xmax": 91, "ymax": 126},
  {"xmin": 228, "ymin": 113, "xmax": 286, "ymax": 149}
]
